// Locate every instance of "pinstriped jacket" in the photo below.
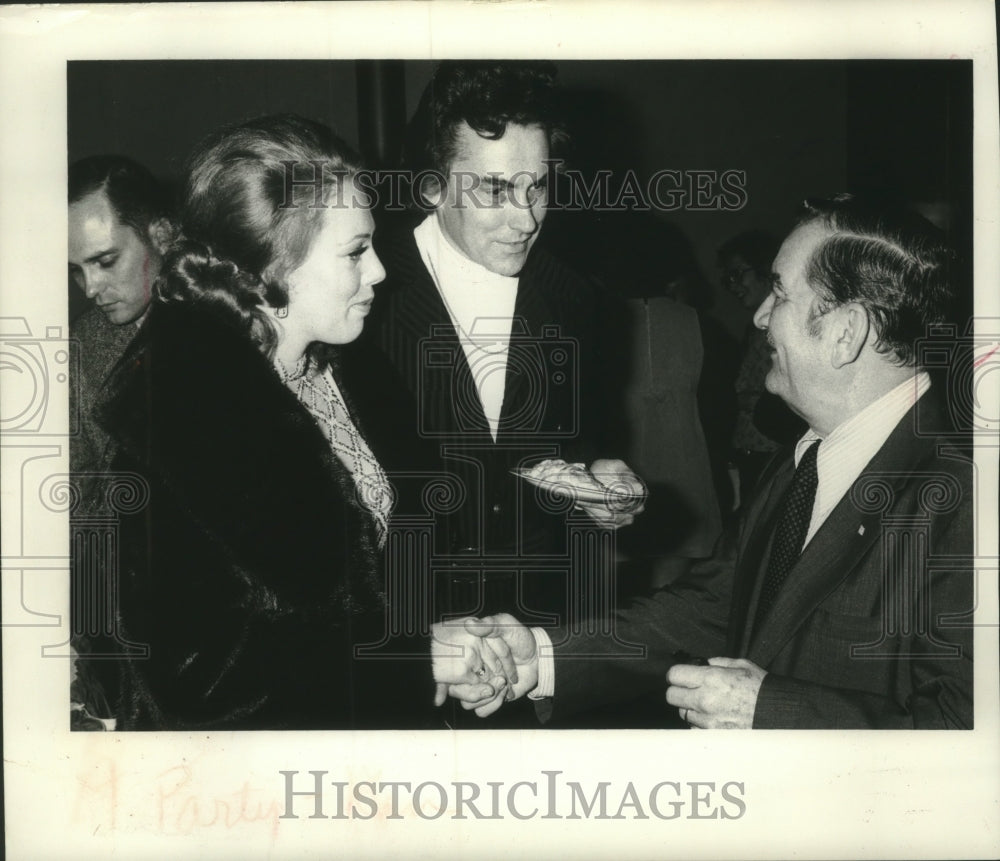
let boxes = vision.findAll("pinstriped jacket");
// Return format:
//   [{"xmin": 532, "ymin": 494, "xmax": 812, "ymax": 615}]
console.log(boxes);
[
  {"xmin": 349, "ymin": 227, "xmax": 607, "ymax": 558},
  {"xmin": 341, "ymin": 226, "xmax": 611, "ymax": 623}
]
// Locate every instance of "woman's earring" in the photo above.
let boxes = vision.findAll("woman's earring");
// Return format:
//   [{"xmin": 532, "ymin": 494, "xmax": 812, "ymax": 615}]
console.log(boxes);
[{"xmin": 275, "ymin": 305, "xmax": 288, "ymax": 319}]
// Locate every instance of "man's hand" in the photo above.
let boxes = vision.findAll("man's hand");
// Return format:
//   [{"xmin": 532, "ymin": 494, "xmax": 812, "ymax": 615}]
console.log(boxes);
[
  {"xmin": 431, "ymin": 613, "xmax": 538, "ymax": 718},
  {"xmin": 431, "ymin": 618, "xmax": 511, "ymax": 713},
  {"xmin": 579, "ymin": 458, "xmax": 646, "ymax": 529},
  {"xmin": 665, "ymin": 657, "xmax": 766, "ymax": 729}
]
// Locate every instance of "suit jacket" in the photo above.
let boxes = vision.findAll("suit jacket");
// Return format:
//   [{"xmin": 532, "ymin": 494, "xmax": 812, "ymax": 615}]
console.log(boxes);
[
  {"xmin": 70, "ymin": 307, "xmax": 140, "ymax": 511},
  {"xmin": 342, "ymin": 226, "xmax": 609, "ymax": 619},
  {"xmin": 97, "ymin": 301, "xmax": 437, "ymax": 730},
  {"xmin": 548, "ymin": 390, "xmax": 974, "ymax": 729}
]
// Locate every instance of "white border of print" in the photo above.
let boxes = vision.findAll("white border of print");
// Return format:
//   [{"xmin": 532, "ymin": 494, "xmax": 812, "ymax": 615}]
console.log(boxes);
[{"xmin": 2, "ymin": 2, "xmax": 998, "ymax": 859}]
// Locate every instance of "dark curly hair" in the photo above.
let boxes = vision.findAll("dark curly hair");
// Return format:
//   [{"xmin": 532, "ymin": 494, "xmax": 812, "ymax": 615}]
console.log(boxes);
[
  {"xmin": 402, "ymin": 60, "xmax": 567, "ymax": 195},
  {"xmin": 156, "ymin": 114, "xmax": 363, "ymax": 364},
  {"xmin": 798, "ymin": 194, "xmax": 957, "ymax": 366}
]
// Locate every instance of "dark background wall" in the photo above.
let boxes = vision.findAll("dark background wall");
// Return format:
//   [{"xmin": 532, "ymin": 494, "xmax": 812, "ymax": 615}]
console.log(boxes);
[{"xmin": 67, "ymin": 60, "xmax": 972, "ymax": 330}]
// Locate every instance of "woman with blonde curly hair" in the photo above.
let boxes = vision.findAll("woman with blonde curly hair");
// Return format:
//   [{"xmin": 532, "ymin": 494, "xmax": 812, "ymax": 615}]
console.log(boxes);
[{"xmin": 99, "ymin": 115, "xmax": 430, "ymax": 730}]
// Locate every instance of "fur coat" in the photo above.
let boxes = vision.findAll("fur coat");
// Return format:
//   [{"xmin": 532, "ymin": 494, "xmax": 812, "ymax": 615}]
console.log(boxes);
[{"xmin": 99, "ymin": 301, "xmax": 435, "ymax": 730}]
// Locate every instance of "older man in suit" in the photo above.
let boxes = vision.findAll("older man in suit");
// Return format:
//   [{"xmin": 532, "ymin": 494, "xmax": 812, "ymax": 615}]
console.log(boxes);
[{"xmin": 433, "ymin": 194, "xmax": 974, "ymax": 729}]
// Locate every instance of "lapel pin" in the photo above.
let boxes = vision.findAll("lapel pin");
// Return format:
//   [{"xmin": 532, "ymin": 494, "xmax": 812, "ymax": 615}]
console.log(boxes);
[{"xmin": 858, "ymin": 525, "xmax": 866, "ymax": 536}]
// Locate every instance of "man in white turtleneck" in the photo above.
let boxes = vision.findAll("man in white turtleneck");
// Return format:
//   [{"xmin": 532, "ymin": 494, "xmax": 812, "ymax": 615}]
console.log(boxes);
[
  {"xmin": 355, "ymin": 62, "xmax": 644, "ymax": 646},
  {"xmin": 411, "ymin": 122, "xmax": 619, "ymax": 458},
  {"xmin": 412, "ymin": 204, "xmax": 521, "ymax": 443},
  {"xmin": 413, "ymin": 62, "xmax": 642, "ymax": 524}
]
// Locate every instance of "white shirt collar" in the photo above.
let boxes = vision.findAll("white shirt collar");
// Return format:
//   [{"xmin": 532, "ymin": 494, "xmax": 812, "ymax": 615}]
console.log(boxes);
[
  {"xmin": 414, "ymin": 214, "xmax": 519, "ymax": 297},
  {"xmin": 797, "ymin": 371, "xmax": 931, "ymax": 546},
  {"xmin": 413, "ymin": 215, "xmax": 519, "ymax": 441}
]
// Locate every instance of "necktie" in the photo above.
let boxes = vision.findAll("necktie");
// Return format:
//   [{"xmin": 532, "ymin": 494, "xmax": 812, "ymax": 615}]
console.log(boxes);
[{"xmin": 753, "ymin": 440, "xmax": 820, "ymax": 633}]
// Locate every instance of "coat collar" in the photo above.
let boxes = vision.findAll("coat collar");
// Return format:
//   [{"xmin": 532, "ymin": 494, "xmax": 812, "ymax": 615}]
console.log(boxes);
[{"xmin": 97, "ymin": 302, "xmax": 372, "ymax": 539}]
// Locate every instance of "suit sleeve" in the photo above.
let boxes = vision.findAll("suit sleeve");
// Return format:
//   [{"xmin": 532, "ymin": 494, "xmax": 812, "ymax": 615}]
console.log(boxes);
[
  {"xmin": 542, "ymin": 535, "xmax": 735, "ymax": 723},
  {"xmin": 752, "ymin": 508, "xmax": 975, "ymax": 729},
  {"xmin": 70, "ymin": 318, "xmax": 120, "ymax": 514},
  {"xmin": 69, "ymin": 377, "xmax": 106, "ymax": 513}
]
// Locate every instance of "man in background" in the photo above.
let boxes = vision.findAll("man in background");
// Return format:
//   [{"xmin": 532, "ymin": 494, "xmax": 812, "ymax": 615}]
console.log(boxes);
[
  {"xmin": 718, "ymin": 229, "xmax": 805, "ymax": 508},
  {"xmin": 68, "ymin": 155, "xmax": 172, "ymax": 725},
  {"xmin": 69, "ymin": 155, "xmax": 173, "ymax": 493}
]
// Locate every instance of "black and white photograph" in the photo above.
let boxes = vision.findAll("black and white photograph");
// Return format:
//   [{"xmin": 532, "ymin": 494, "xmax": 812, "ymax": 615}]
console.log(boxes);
[{"xmin": 2, "ymin": 2, "xmax": 998, "ymax": 859}]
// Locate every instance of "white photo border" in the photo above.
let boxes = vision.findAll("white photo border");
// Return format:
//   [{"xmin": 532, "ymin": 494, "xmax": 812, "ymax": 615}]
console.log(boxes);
[{"xmin": 2, "ymin": 2, "xmax": 998, "ymax": 859}]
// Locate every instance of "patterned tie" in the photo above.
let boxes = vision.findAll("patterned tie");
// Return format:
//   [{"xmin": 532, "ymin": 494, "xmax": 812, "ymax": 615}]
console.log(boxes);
[{"xmin": 753, "ymin": 440, "xmax": 820, "ymax": 633}]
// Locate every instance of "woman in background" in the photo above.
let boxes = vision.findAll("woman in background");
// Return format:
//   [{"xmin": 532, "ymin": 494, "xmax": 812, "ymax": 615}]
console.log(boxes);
[
  {"xmin": 99, "ymin": 115, "xmax": 433, "ymax": 730},
  {"xmin": 718, "ymin": 230, "xmax": 805, "ymax": 508}
]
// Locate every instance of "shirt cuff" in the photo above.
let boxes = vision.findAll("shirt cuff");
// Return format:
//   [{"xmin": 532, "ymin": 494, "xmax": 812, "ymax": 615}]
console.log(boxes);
[{"xmin": 528, "ymin": 627, "xmax": 555, "ymax": 700}]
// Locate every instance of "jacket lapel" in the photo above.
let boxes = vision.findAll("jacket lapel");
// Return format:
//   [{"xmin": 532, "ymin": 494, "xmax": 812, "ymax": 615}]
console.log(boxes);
[
  {"xmin": 744, "ymin": 401, "xmax": 936, "ymax": 666},
  {"xmin": 497, "ymin": 255, "xmax": 551, "ymax": 436},
  {"xmin": 395, "ymin": 244, "xmax": 493, "ymax": 439},
  {"xmin": 729, "ymin": 452, "xmax": 795, "ymax": 654}
]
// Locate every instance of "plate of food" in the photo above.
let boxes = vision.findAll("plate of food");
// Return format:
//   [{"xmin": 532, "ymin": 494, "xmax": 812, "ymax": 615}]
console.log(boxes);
[{"xmin": 511, "ymin": 459, "xmax": 647, "ymax": 509}]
